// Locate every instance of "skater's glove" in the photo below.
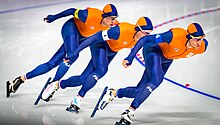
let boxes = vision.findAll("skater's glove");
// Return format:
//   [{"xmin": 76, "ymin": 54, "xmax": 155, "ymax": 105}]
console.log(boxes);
[
  {"xmin": 44, "ymin": 15, "xmax": 57, "ymax": 23},
  {"xmin": 122, "ymin": 56, "xmax": 133, "ymax": 68}
]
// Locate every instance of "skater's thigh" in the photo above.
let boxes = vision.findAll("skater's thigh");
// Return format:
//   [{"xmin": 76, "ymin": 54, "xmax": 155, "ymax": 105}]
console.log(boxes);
[
  {"xmin": 92, "ymin": 48, "xmax": 108, "ymax": 73},
  {"xmin": 61, "ymin": 18, "xmax": 80, "ymax": 38},
  {"xmin": 47, "ymin": 44, "xmax": 66, "ymax": 67}
]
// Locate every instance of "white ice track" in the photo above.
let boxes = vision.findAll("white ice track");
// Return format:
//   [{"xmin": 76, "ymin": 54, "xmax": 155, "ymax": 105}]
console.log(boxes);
[{"xmin": 0, "ymin": 0, "xmax": 220, "ymax": 125}]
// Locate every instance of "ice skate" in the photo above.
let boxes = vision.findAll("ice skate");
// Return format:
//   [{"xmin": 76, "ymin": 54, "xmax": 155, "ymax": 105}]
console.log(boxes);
[
  {"xmin": 115, "ymin": 109, "xmax": 134, "ymax": 125},
  {"xmin": 66, "ymin": 96, "xmax": 82, "ymax": 114},
  {"xmin": 34, "ymin": 77, "xmax": 51, "ymax": 105},
  {"xmin": 99, "ymin": 88, "xmax": 116, "ymax": 110},
  {"xmin": 115, "ymin": 119, "xmax": 131, "ymax": 125},
  {"xmin": 90, "ymin": 86, "xmax": 108, "ymax": 117},
  {"xmin": 6, "ymin": 76, "xmax": 24, "ymax": 97},
  {"xmin": 41, "ymin": 81, "xmax": 59, "ymax": 102}
]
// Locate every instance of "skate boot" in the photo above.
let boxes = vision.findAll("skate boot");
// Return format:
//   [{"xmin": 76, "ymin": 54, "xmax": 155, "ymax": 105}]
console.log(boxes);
[
  {"xmin": 66, "ymin": 96, "xmax": 82, "ymax": 114},
  {"xmin": 120, "ymin": 109, "xmax": 134, "ymax": 125},
  {"xmin": 10, "ymin": 76, "xmax": 24, "ymax": 93},
  {"xmin": 99, "ymin": 88, "xmax": 116, "ymax": 110},
  {"xmin": 41, "ymin": 81, "xmax": 59, "ymax": 102},
  {"xmin": 7, "ymin": 76, "xmax": 25, "ymax": 97}
]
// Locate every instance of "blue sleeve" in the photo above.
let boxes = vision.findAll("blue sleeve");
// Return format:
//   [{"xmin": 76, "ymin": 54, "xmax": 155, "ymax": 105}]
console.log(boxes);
[
  {"xmin": 51, "ymin": 8, "xmax": 77, "ymax": 21},
  {"xmin": 46, "ymin": 8, "xmax": 88, "ymax": 23},
  {"xmin": 158, "ymin": 30, "xmax": 172, "ymax": 44},
  {"xmin": 107, "ymin": 25, "xmax": 120, "ymax": 40},
  {"xmin": 75, "ymin": 25, "xmax": 120, "ymax": 54},
  {"xmin": 75, "ymin": 26, "xmax": 120, "ymax": 54},
  {"xmin": 124, "ymin": 35, "xmax": 154, "ymax": 65},
  {"xmin": 77, "ymin": 9, "xmax": 88, "ymax": 23},
  {"xmin": 75, "ymin": 31, "xmax": 104, "ymax": 54}
]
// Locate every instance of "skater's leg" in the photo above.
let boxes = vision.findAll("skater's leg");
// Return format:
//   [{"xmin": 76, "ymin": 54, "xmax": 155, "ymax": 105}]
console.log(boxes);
[
  {"xmin": 26, "ymin": 44, "xmax": 66, "ymax": 79},
  {"xmin": 130, "ymin": 52, "xmax": 164, "ymax": 109},
  {"xmin": 78, "ymin": 45, "xmax": 109, "ymax": 97},
  {"xmin": 127, "ymin": 44, "xmax": 173, "ymax": 109},
  {"xmin": 52, "ymin": 35, "xmax": 79, "ymax": 81},
  {"xmin": 116, "ymin": 52, "xmax": 163, "ymax": 124},
  {"xmin": 42, "ymin": 59, "xmax": 96, "ymax": 100},
  {"xmin": 59, "ymin": 75, "xmax": 83, "ymax": 89},
  {"xmin": 60, "ymin": 59, "xmax": 95, "ymax": 89},
  {"xmin": 45, "ymin": 52, "xmax": 95, "ymax": 100},
  {"xmin": 79, "ymin": 59, "xmax": 95, "ymax": 83},
  {"xmin": 42, "ymin": 58, "xmax": 95, "ymax": 101},
  {"xmin": 117, "ymin": 70, "xmax": 149, "ymax": 98},
  {"xmin": 130, "ymin": 52, "xmax": 173, "ymax": 109},
  {"xmin": 52, "ymin": 19, "xmax": 82, "ymax": 81},
  {"xmin": 42, "ymin": 60, "xmax": 92, "ymax": 101},
  {"xmin": 119, "ymin": 52, "xmax": 172, "ymax": 124},
  {"xmin": 99, "ymin": 70, "xmax": 149, "ymax": 110},
  {"xmin": 9, "ymin": 44, "xmax": 65, "ymax": 94}
]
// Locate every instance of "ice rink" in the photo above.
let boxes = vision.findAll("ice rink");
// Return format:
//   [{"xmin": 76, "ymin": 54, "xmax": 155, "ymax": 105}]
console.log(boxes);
[{"xmin": 0, "ymin": 0, "xmax": 220, "ymax": 125}]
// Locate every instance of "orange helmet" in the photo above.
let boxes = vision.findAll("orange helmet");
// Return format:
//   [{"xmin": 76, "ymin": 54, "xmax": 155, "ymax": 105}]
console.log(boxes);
[
  {"xmin": 135, "ymin": 17, "xmax": 153, "ymax": 31},
  {"xmin": 187, "ymin": 23, "xmax": 205, "ymax": 39},
  {"xmin": 102, "ymin": 4, "xmax": 118, "ymax": 18}
]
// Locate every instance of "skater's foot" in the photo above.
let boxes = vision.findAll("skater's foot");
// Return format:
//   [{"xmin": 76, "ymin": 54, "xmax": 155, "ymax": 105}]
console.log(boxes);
[
  {"xmin": 10, "ymin": 76, "xmax": 25, "ymax": 93},
  {"xmin": 121, "ymin": 109, "xmax": 134, "ymax": 124},
  {"xmin": 72, "ymin": 95, "xmax": 83, "ymax": 109},
  {"xmin": 115, "ymin": 119, "xmax": 131, "ymax": 125},
  {"xmin": 66, "ymin": 96, "xmax": 83, "ymax": 113},
  {"xmin": 41, "ymin": 81, "xmax": 59, "ymax": 101},
  {"xmin": 99, "ymin": 88, "xmax": 116, "ymax": 110}
]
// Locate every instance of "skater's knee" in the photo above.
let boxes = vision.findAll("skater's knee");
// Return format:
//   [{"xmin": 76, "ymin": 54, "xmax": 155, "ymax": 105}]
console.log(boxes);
[
  {"xmin": 96, "ymin": 66, "xmax": 108, "ymax": 78},
  {"xmin": 61, "ymin": 19, "xmax": 77, "ymax": 37},
  {"xmin": 145, "ymin": 83, "xmax": 158, "ymax": 93},
  {"xmin": 46, "ymin": 62, "xmax": 57, "ymax": 70},
  {"xmin": 150, "ymin": 75, "xmax": 163, "ymax": 87}
]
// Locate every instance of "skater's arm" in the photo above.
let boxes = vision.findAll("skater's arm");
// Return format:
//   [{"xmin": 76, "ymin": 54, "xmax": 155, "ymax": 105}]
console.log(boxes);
[
  {"xmin": 76, "ymin": 31, "xmax": 104, "ymax": 53},
  {"xmin": 65, "ymin": 31, "xmax": 105, "ymax": 60},
  {"xmin": 74, "ymin": 26, "xmax": 120, "ymax": 53},
  {"xmin": 44, "ymin": 8, "xmax": 88, "ymax": 23},
  {"xmin": 67, "ymin": 26, "xmax": 120, "ymax": 60},
  {"xmin": 122, "ymin": 35, "xmax": 151, "ymax": 67}
]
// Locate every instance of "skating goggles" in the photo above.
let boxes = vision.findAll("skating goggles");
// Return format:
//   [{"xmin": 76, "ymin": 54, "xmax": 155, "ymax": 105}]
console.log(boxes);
[
  {"xmin": 137, "ymin": 23, "xmax": 152, "ymax": 35},
  {"xmin": 190, "ymin": 35, "xmax": 205, "ymax": 42},
  {"xmin": 106, "ymin": 16, "xmax": 117, "ymax": 21}
]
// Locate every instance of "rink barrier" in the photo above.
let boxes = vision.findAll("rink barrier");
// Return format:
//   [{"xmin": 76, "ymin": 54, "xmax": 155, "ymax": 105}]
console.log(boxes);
[{"xmin": 135, "ymin": 7, "xmax": 220, "ymax": 101}]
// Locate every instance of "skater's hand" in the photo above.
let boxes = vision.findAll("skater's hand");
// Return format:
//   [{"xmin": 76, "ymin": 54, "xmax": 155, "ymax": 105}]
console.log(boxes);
[
  {"xmin": 122, "ymin": 60, "xmax": 131, "ymax": 68},
  {"xmin": 122, "ymin": 56, "xmax": 133, "ymax": 68},
  {"xmin": 43, "ymin": 15, "xmax": 56, "ymax": 23}
]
